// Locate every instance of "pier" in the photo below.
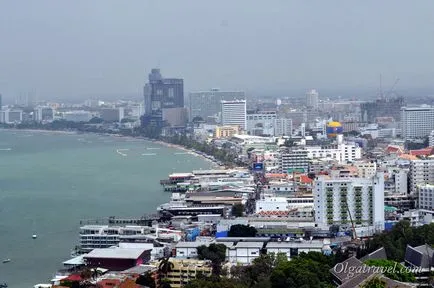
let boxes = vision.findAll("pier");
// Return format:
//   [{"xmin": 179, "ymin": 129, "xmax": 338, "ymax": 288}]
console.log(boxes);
[{"xmin": 79, "ymin": 214, "xmax": 160, "ymax": 226}]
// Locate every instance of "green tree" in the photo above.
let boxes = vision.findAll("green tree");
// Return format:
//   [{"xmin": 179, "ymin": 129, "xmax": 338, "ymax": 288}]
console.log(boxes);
[
  {"xmin": 269, "ymin": 252, "xmax": 334, "ymax": 288},
  {"xmin": 160, "ymin": 278, "xmax": 173, "ymax": 288},
  {"xmin": 231, "ymin": 253, "xmax": 285, "ymax": 288},
  {"xmin": 197, "ymin": 243, "xmax": 227, "ymax": 276},
  {"xmin": 361, "ymin": 221, "xmax": 434, "ymax": 262},
  {"xmin": 185, "ymin": 277, "xmax": 246, "ymax": 288},
  {"xmin": 88, "ymin": 117, "xmax": 104, "ymax": 124},
  {"xmin": 364, "ymin": 259, "xmax": 416, "ymax": 282},
  {"xmin": 228, "ymin": 224, "xmax": 257, "ymax": 237},
  {"xmin": 232, "ymin": 203, "xmax": 244, "ymax": 217},
  {"xmin": 283, "ymin": 139, "xmax": 296, "ymax": 147},
  {"xmin": 192, "ymin": 116, "xmax": 204, "ymax": 123},
  {"xmin": 136, "ymin": 271, "xmax": 156, "ymax": 288},
  {"xmin": 158, "ymin": 257, "xmax": 174, "ymax": 277},
  {"xmin": 360, "ymin": 276, "xmax": 386, "ymax": 288}
]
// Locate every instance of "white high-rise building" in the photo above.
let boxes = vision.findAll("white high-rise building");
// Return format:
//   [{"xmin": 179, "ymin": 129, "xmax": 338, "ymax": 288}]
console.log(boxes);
[
  {"xmin": 304, "ymin": 143, "xmax": 362, "ymax": 163},
  {"xmin": 190, "ymin": 89, "xmax": 245, "ymax": 121},
  {"xmin": 100, "ymin": 108, "xmax": 124, "ymax": 122},
  {"xmin": 274, "ymin": 118, "xmax": 293, "ymax": 136},
  {"xmin": 0, "ymin": 109, "xmax": 23, "ymax": 124},
  {"xmin": 314, "ymin": 173, "xmax": 385, "ymax": 231},
  {"xmin": 246, "ymin": 112, "xmax": 292, "ymax": 136},
  {"xmin": 354, "ymin": 161, "xmax": 377, "ymax": 178},
  {"xmin": 279, "ymin": 149, "xmax": 310, "ymax": 173},
  {"xmin": 417, "ymin": 184, "xmax": 434, "ymax": 210},
  {"xmin": 63, "ymin": 111, "xmax": 93, "ymax": 122},
  {"xmin": 306, "ymin": 89, "xmax": 319, "ymax": 110},
  {"xmin": 246, "ymin": 111, "xmax": 276, "ymax": 136},
  {"xmin": 429, "ymin": 130, "xmax": 434, "ymax": 147},
  {"xmin": 409, "ymin": 159, "xmax": 434, "ymax": 194},
  {"xmin": 401, "ymin": 106, "xmax": 434, "ymax": 140},
  {"xmin": 34, "ymin": 106, "xmax": 54, "ymax": 122},
  {"xmin": 221, "ymin": 100, "xmax": 247, "ymax": 130}
]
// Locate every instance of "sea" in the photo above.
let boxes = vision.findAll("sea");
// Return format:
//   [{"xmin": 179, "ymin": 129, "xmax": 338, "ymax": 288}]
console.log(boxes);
[{"xmin": 0, "ymin": 130, "xmax": 211, "ymax": 287}]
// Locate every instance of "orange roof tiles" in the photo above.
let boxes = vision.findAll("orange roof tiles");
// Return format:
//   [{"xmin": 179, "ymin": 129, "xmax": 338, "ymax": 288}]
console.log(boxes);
[
  {"xmin": 119, "ymin": 278, "xmax": 141, "ymax": 288},
  {"xmin": 299, "ymin": 175, "xmax": 313, "ymax": 184},
  {"xmin": 265, "ymin": 173, "xmax": 287, "ymax": 179},
  {"xmin": 98, "ymin": 279, "xmax": 122, "ymax": 288},
  {"xmin": 399, "ymin": 154, "xmax": 418, "ymax": 160},
  {"xmin": 409, "ymin": 147, "xmax": 434, "ymax": 157},
  {"xmin": 385, "ymin": 145, "xmax": 404, "ymax": 155}
]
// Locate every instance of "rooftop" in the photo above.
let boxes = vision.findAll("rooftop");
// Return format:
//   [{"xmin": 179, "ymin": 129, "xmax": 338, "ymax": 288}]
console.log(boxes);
[
  {"xmin": 234, "ymin": 242, "xmax": 265, "ymax": 248},
  {"xmin": 120, "ymin": 264, "xmax": 156, "ymax": 275},
  {"xmin": 62, "ymin": 255, "xmax": 85, "ymax": 266},
  {"xmin": 176, "ymin": 241, "xmax": 211, "ymax": 248},
  {"xmin": 84, "ymin": 247, "xmax": 150, "ymax": 260},
  {"xmin": 216, "ymin": 237, "xmax": 271, "ymax": 243}
]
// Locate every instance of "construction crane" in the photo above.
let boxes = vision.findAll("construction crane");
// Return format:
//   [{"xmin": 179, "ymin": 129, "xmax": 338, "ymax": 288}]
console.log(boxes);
[
  {"xmin": 384, "ymin": 78, "xmax": 400, "ymax": 100},
  {"xmin": 347, "ymin": 203, "xmax": 358, "ymax": 241},
  {"xmin": 378, "ymin": 75, "xmax": 400, "ymax": 100}
]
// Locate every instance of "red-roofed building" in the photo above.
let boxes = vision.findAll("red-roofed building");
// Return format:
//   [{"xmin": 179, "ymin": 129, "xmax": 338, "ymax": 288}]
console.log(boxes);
[
  {"xmin": 84, "ymin": 247, "xmax": 152, "ymax": 271},
  {"xmin": 58, "ymin": 274, "xmax": 82, "ymax": 287},
  {"xmin": 62, "ymin": 274, "xmax": 82, "ymax": 282},
  {"xmin": 299, "ymin": 175, "xmax": 313, "ymax": 184},
  {"xmin": 98, "ymin": 278, "xmax": 122, "ymax": 288},
  {"xmin": 385, "ymin": 145, "xmax": 404, "ymax": 155},
  {"xmin": 409, "ymin": 147, "xmax": 434, "ymax": 157}
]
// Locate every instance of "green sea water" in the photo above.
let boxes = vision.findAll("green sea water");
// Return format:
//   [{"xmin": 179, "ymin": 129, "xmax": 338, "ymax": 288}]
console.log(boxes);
[{"xmin": 0, "ymin": 130, "xmax": 210, "ymax": 287}]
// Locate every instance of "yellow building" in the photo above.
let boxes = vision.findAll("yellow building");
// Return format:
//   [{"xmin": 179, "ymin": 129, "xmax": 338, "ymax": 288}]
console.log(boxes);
[
  {"xmin": 152, "ymin": 258, "xmax": 212, "ymax": 288},
  {"xmin": 214, "ymin": 125, "xmax": 239, "ymax": 139}
]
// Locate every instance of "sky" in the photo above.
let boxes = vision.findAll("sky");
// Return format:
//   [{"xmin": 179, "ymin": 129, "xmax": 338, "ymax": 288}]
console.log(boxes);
[{"xmin": 0, "ymin": 0, "xmax": 434, "ymax": 102}]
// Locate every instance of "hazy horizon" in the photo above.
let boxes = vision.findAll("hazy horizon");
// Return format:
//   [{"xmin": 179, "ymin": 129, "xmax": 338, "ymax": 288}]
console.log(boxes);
[{"xmin": 1, "ymin": 0, "xmax": 434, "ymax": 102}]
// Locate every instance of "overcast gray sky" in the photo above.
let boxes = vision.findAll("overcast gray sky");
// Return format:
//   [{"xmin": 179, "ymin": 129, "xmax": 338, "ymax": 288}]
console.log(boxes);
[{"xmin": 1, "ymin": 0, "xmax": 433, "ymax": 101}]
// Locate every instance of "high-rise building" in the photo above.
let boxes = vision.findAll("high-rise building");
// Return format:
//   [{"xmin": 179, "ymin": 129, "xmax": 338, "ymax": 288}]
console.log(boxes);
[
  {"xmin": 417, "ymin": 184, "xmax": 434, "ymax": 210},
  {"xmin": 274, "ymin": 118, "xmax": 293, "ymax": 136},
  {"xmin": 34, "ymin": 106, "xmax": 54, "ymax": 122},
  {"xmin": 246, "ymin": 111, "xmax": 277, "ymax": 136},
  {"xmin": 409, "ymin": 159, "xmax": 434, "ymax": 194},
  {"xmin": 143, "ymin": 69, "xmax": 184, "ymax": 125},
  {"xmin": 0, "ymin": 109, "xmax": 23, "ymax": 124},
  {"xmin": 100, "ymin": 108, "xmax": 124, "ymax": 122},
  {"xmin": 360, "ymin": 97, "xmax": 405, "ymax": 123},
  {"xmin": 306, "ymin": 89, "xmax": 319, "ymax": 110},
  {"xmin": 189, "ymin": 89, "xmax": 245, "ymax": 121},
  {"xmin": 401, "ymin": 106, "xmax": 434, "ymax": 140},
  {"xmin": 314, "ymin": 173, "xmax": 385, "ymax": 230},
  {"xmin": 162, "ymin": 107, "xmax": 188, "ymax": 127},
  {"xmin": 63, "ymin": 111, "xmax": 93, "ymax": 122},
  {"xmin": 221, "ymin": 100, "xmax": 246, "ymax": 130},
  {"xmin": 429, "ymin": 130, "xmax": 434, "ymax": 147},
  {"xmin": 0, "ymin": 93, "xmax": 2, "ymax": 109},
  {"xmin": 279, "ymin": 149, "xmax": 310, "ymax": 173}
]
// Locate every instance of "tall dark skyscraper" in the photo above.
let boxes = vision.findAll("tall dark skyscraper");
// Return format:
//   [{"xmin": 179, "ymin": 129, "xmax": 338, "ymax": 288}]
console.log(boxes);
[{"xmin": 143, "ymin": 69, "xmax": 184, "ymax": 126}]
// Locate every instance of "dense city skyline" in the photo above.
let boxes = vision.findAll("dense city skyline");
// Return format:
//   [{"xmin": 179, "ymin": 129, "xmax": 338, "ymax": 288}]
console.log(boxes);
[{"xmin": 1, "ymin": 1, "xmax": 434, "ymax": 101}]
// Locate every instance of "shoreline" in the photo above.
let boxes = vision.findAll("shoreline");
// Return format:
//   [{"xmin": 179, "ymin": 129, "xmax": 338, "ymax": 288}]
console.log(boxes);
[
  {"xmin": 1, "ymin": 127, "xmax": 221, "ymax": 167},
  {"xmin": 0, "ymin": 127, "xmax": 222, "ymax": 286},
  {"xmin": 1, "ymin": 128, "xmax": 78, "ymax": 134}
]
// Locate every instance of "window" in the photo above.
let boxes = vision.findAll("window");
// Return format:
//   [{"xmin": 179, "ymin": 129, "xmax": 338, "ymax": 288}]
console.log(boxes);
[{"xmin": 168, "ymin": 87, "xmax": 174, "ymax": 98}]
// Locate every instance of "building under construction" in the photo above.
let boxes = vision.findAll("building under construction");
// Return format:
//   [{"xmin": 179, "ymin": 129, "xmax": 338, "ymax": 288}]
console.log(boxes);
[{"xmin": 360, "ymin": 96, "xmax": 405, "ymax": 123}]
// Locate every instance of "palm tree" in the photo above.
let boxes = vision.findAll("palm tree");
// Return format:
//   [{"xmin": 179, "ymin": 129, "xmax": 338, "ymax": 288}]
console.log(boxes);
[{"xmin": 158, "ymin": 257, "xmax": 175, "ymax": 277}]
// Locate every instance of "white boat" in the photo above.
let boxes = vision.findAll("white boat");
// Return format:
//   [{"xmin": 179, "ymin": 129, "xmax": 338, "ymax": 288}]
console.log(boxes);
[
  {"xmin": 32, "ymin": 234, "xmax": 38, "ymax": 239},
  {"xmin": 2, "ymin": 258, "xmax": 11, "ymax": 263}
]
